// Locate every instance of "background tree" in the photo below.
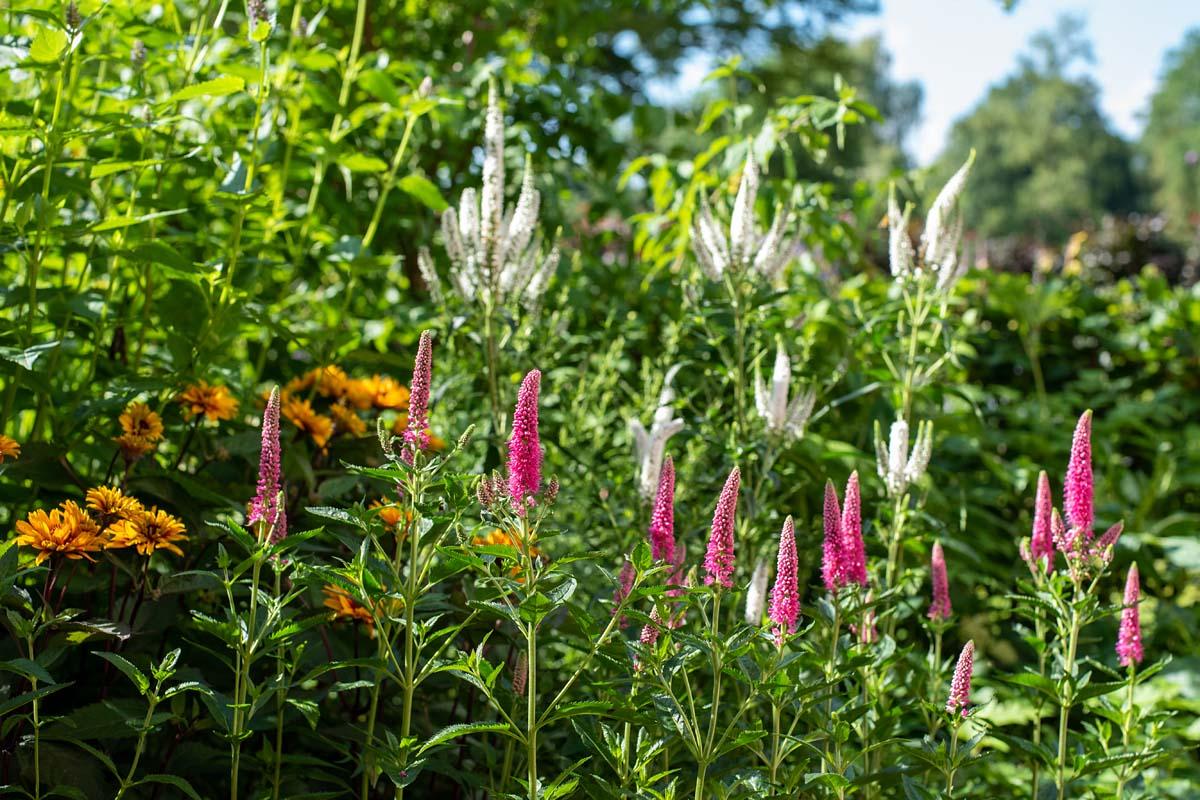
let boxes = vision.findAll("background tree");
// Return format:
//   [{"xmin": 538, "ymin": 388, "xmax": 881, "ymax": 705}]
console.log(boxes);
[
  {"xmin": 1141, "ymin": 28, "xmax": 1200, "ymax": 244},
  {"xmin": 932, "ymin": 15, "xmax": 1143, "ymax": 244}
]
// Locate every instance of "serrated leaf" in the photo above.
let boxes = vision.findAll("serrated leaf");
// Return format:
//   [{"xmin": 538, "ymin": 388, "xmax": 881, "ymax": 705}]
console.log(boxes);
[
  {"xmin": 94, "ymin": 652, "xmax": 150, "ymax": 695},
  {"xmin": 415, "ymin": 722, "xmax": 510, "ymax": 755},
  {"xmin": 30, "ymin": 27, "xmax": 68, "ymax": 62}
]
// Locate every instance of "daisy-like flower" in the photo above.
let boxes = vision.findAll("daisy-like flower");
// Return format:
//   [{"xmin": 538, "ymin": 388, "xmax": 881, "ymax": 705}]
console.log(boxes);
[
  {"xmin": 177, "ymin": 381, "xmax": 239, "ymax": 422},
  {"xmin": 0, "ymin": 434, "xmax": 20, "ymax": 463},
  {"xmin": 322, "ymin": 585, "xmax": 377, "ymax": 637},
  {"xmin": 15, "ymin": 502, "xmax": 106, "ymax": 565},
  {"xmin": 85, "ymin": 486, "xmax": 144, "ymax": 530},
  {"xmin": 473, "ymin": 527, "xmax": 541, "ymax": 581},
  {"xmin": 329, "ymin": 402, "xmax": 367, "ymax": 438},
  {"xmin": 281, "ymin": 396, "xmax": 334, "ymax": 449},
  {"xmin": 367, "ymin": 375, "xmax": 409, "ymax": 410},
  {"xmin": 107, "ymin": 507, "xmax": 188, "ymax": 557},
  {"xmin": 118, "ymin": 402, "xmax": 164, "ymax": 443}
]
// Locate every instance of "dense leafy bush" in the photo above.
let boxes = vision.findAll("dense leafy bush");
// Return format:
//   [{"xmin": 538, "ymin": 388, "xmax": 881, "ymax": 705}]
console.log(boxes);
[{"xmin": 2, "ymin": 1, "xmax": 1199, "ymax": 799}]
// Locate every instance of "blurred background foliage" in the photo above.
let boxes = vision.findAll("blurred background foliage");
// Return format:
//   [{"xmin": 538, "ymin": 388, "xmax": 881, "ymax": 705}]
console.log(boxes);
[{"xmin": 2, "ymin": 0, "xmax": 1200, "ymax": 794}]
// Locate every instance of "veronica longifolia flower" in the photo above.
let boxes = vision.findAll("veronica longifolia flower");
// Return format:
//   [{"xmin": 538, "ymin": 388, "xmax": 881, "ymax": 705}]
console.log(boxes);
[
  {"xmin": 436, "ymin": 84, "xmax": 559, "ymax": 309},
  {"xmin": 703, "ymin": 467, "xmax": 740, "ymax": 588},
  {"xmin": 1116, "ymin": 563, "xmax": 1144, "ymax": 667},
  {"xmin": 875, "ymin": 416, "xmax": 933, "ymax": 497},
  {"xmin": 1022, "ymin": 471, "xmax": 1055, "ymax": 575},
  {"xmin": 506, "ymin": 370, "xmax": 543, "ymax": 511},
  {"xmin": 690, "ymin": 149, "xmax": 792, "ymax": 283},
  {"xmin": 629, "ymin": 365, "xmax": 684, "ymax": 500},
  {"xmin": 403, "ymin": 331, "xmax": 434, "ymax": 459},
  {"xmin": 1063, "ymin": 410, "xmax": 1094, "ymax": 542},
  {"xmin": 754, "ymin": 341, "xmax": 816, "ymax": 441},
  {"xmin": 248, "ymin": 386, "xmax": 286, "ymax": 542},
  {"xmin": 928, "ymin": 541, "xmax": 952, "ymax": 621},
  {"xmin": 840, "ymin": 472, "xmax": 867, "ymax": 587},
  {"xmin": 821, "ymin": 480, "xmax": 844, "ymax": 592},
  {"xmin": 648, "ymin": 455, "xmax": 676, "ymax": 564},
  {"xmin": 946, "ymin": 640, "xmax": 975, "ymax": 717},
  {"xmin": 922, "ymin": 150, "xmax": 975, "ymax": 291},
  {"xmin": 768, "ymin": 516, "xmax": 800, "ymax": 646},
  {"xmin": 888, "ymin": 183, "xmax": 915, "ymax": 278}
]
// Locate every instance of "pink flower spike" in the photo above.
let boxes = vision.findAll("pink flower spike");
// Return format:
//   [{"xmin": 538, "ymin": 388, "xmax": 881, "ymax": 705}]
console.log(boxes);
[
  {"xmin": 928, "ymin": 541, "xmax": 952, "ymax": 621},
  {"xmin": 703, "ymin": 467, "xmax": 741, "ymax": 588},
  {"xmin": 403, "ymin": 331, "xmax": 434, "ymax": 459},
  {"xmin": 840, "ymin": 471, "xmax": 867, "ymax": 587},
  {"xmin": 248, "ymin": 386, "xmax": 286, "ymax": 542},
  {"xmin": 768, "ymin": 516, "xmax": 800, "ymax": 646},
  {"xmin": 512, "ymin": 652, "xmax": 528, "ymax": 696},
  {"xmin": 1064, "ymin": 409, "xmax": 1094, "ymax": 542},
  {"xmin": 1030, "ymin": 471, "xmax": 1054, "ymax": 572},
  {"xmin": 1117, "ymin": 563, "xmax": 1144, "ymax": 667},
  {"xmin": 506, "ymin": 370, "xmax": 543, "ymax": 510},
  {"xmin": 648, "ymin": 455, "xmax": 676, "ymax": 564},
  {"xmin": 946, "ymin": 640, "xmax": 975, "ymax": 717},
  {"xmin": 821, "ymin": 480, "xmax": 843, "ymax": 592},
  {"xmin": 640, "ymin": 605, "xmax": 663, "ymax": 646}
]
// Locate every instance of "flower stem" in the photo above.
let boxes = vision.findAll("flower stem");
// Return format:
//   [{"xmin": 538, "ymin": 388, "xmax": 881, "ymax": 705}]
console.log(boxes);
[{"xmin": 1055, "ymin": 605, "xmax": 1081, "ymax": 800}]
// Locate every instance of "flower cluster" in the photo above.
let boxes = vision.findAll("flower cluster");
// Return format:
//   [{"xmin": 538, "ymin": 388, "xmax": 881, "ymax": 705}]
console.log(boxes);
[
  {"xmin": 890, "ymin": 151, "xmax": 975, "ymax": 291},
  {"xmin": 429, "ymin": 84, "xmax": 559, "ymax": 310},
  {"xmin": 276, "ymin": 364, "xmax": 424, "ymax": 451},
  {"xmin": 821, "ymin": 473, "xmax": 868, "ymax": 591},
  {"xmin": 690, "ymin": 150, "xmax": 791, "ymax": 283},
  {"xmin": 754, "ymin": 341, "xmax": 816, "ymax": 441},
  {"xmin": 14, "ymin": 486, "xmax": 187, "ymax": 564},
  {"xmin": 874, "ymin": 416, "xmax": 933, "ymax": 498},
  {"xmin": 629, "ymin": 365, "xmax": 684, "ymax": 500}
]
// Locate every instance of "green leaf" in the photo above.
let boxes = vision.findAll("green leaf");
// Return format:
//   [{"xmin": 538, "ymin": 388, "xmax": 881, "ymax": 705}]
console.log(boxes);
[
  {"xmin": 416, "ymin": 722, "xmax": 510, "ymax": 755},
  {"xmin": 165, "ymin": 76, "xmax": 245, "ymax": 104},
  {"xmin": 339, "ymin": 153, "xmax": 389, "ymax": 173},
  {"xmin": 398, "ymin": 174, "xmax": 448, "ymax": 212},
  {"xmin": 93, "ymin": 652, "xmax": 150, "ymax": 695},
  {"xmin": 133, "ymin": 774, "xmax": 203, "ymax": 800},
  {"xmin": 1, "ymin": 658, "xmax": 54, "ymax": 684},
  {"xmin": 30, "ymin": 27, "xmax": 68, "ymax": 63}
]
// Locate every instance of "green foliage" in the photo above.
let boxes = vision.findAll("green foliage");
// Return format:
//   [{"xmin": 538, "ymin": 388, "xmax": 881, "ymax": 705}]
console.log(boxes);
[
  {"xmin": 1142, "ymin": 28, "xmax": 1200, "ymax": 241},
  {"xmin": 933, "ymin": 15, "xmax": 1144, "ymax": 242},
  {"xmin": 0, "ymin": 0, "xmax": 1198, "ymax": 799}
]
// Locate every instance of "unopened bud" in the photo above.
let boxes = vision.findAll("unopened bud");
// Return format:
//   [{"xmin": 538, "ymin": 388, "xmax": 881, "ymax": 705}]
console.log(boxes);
[
  {"xmin": 419, "ymin": 76, "xmax": 433, "ymax": 98},
  {"xmin": 456, "ymin": 424, "xmax": 474, "ymax": 452},
  {"xmin": 545, "ymin": 476, "xmax": 559, "ymax": 504},
  {"xmin": 65, "ymin": 1, "xmax": 81, "ymax": 30},
  {"xmin": 131, "ymin": 39, "xmax": 147, "ymax": 68}
]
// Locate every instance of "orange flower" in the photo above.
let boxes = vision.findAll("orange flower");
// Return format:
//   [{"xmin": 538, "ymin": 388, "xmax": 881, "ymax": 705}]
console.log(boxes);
[
  {"xmin": 85, "ymin": 486, "xmax": 144, "ymax": 530},
  {"xmin": 115, "ymin": 434, "xmax": 155, "ymax": 460},
  {"xmin": 107, "ymin": 507, "xmax": 188, "ymax": 557},
  {"xmin": 0, "ymin": 435, "xmax": 20, "ymax": 463},
  {"xmin": 473, "ymin": 528, "xmax": 541, "ymax": 580},
  {"xmin": 178, "ymin": 381, "xmax": 239, "ymax": 422},
  {"xmin": 118, "ymin": 402, "xmax": 163, "ymax": 443},
  {"xmin": 428, "ymin": 433, "xmax": 447, "ymax": 451},
  {"xmin": 367, "ymin": 375, "xmax": 409, "ymax": 410},
  {"xmin": 15, "ymin": 501, "xmax": 106, "ymax": 565},
  {"xmin": 281, "ymin": 397, "xmax": 334, "ymax": 449},
  {"xmin": 322, "ymin": 585, "xmax": 376, "ymax": 637},
  {"xmin": 369, "ymin": 499, "xmax": 409, "ymax": 530},
  {"xmin": 330, "ymin": 402, "xmax": 367, "ymax": 438}
]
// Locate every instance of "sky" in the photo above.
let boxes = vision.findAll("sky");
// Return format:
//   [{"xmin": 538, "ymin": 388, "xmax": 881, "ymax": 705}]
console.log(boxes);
[{"xmin": 841, "ymin": 0, "xmax": 1200, "ymax": 164}]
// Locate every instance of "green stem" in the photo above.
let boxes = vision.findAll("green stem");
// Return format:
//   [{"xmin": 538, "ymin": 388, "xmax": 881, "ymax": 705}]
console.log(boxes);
[
  {"xmin": 362, "ymin": 114, "xmax": 419, "ymax": 251},
  {"xmin": 526, "ymin": 618, "xmax": 538, "ymax": 800},
  {"xmin": 116, "ymin": 688, "xmax": 161, "ymax": 798},
  {"xmin": 946, "ymin": 721, "xmax": 961, "ymax": 797},
  {"xmin": 1055, "ymin": 605, "xmax": 1081, "ymax": 800},
  {"xmin": 271, "ymin": 570, "xmax": 286, "ymax": 800},
  {"xmin": 27, "ymin": 635, "xmax": 41, "ymax": 800}
]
